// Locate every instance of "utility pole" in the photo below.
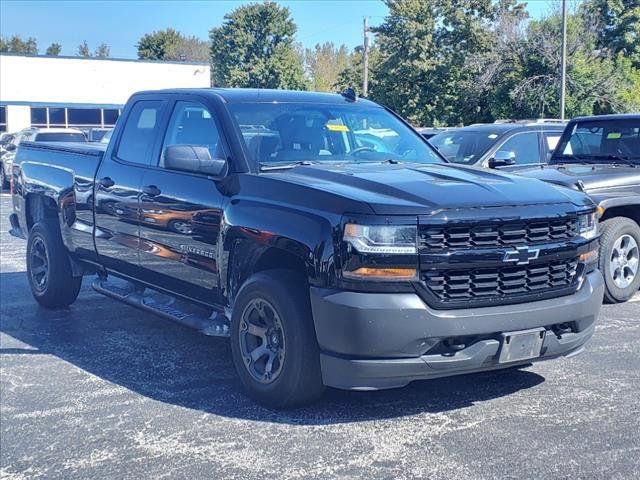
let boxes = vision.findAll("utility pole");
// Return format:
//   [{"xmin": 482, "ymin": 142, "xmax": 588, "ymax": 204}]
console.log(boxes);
[
  {"xmin": 560, "ymin": 0, "xmax": 567, "ymax": 120},
  {"xmin": 363, "ymin": 17, "xmax": 369, "ymax": 98}
]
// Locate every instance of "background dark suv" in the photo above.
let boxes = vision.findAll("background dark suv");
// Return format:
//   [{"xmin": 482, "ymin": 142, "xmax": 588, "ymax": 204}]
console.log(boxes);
[{"xmin": 429, "ymin": 120, "xmax": 566, "ymax": 169}]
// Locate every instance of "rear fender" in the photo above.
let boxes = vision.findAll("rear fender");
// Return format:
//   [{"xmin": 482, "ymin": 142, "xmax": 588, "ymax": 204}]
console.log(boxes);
[{"xmin": 20, "ymin": 162, "xmax": 77, "ymax": 250}]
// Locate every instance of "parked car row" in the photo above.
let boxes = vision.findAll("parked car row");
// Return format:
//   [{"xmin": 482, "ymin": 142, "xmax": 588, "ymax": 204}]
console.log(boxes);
[
  {"xmin": 418, "ymin": 114, "xmax": 639, "ymax": 303},
  {"xmin": 520, "ymin": 114, "xmax": 640, "ymax": 303},
  {"xmin": 0, "ymin": 127, "xmax": 89, "ymax": 189},
  {"xmin": 426, "ymin": 120, "xmax": 565, "ymax": 168}
]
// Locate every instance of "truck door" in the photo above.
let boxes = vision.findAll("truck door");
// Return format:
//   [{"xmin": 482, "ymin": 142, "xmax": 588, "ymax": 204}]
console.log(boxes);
[
  {"xmin": 94, "ymin": 99, "xmax": 168, "ymax": 278},
  {"xmin": 137, "ymin": 99, "xmax": 227, "ymax": 305}
]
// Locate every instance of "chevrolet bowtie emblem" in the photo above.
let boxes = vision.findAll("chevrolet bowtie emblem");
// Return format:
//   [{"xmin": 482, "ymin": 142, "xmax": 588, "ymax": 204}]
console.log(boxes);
[{"xmin": 503, "ymin": 246, "xmax": 540, "ymax": 265}]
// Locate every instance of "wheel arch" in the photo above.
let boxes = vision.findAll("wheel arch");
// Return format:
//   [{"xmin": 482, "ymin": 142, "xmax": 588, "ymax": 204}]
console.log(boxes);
[
  {"xmin": 599, "ymin": 203, "xmax": 640, "ymax": 226},
  {"xmin": 25, "ymin": 193, "xmax": 59, "ymax": 231}
]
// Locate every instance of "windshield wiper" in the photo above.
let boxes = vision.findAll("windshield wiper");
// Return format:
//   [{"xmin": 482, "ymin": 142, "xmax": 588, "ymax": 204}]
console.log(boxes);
[
  {"xmin": 551, "ymin": 154, "xmax": 593, "ymax": 165},
  {"xmin": 259, "ymin": 160, "xmax": 318, "ymax": 171},
  {"xmin": 594, "ymin": 154, "xmax": 639, "ymax": 167}
]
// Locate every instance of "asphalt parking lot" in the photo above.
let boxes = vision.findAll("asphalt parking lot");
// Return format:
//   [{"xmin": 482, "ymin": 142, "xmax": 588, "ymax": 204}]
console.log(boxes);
[{"xmin": 1, "ymin": 192, "xmax": 639, "ymax": 480}]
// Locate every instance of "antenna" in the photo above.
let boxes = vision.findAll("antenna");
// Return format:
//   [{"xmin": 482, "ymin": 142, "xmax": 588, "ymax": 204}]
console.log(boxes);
[{"xmin": 341, "ymin": 87, "xmax": 357, "ymax": 102}]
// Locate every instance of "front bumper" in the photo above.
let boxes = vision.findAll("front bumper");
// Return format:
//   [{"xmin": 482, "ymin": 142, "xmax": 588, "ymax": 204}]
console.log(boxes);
[{"xmin": 310, "ymin": 271, "xmax": 604, "ymax": 390}]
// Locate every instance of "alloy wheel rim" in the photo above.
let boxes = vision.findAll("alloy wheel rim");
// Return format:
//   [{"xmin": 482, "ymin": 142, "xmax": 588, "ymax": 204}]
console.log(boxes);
[
  {"xmin": 609, "ymin": 234, "xmax": 639, "ymax": 289},
  {"xmin": 238, "ymin": 298, "xmax": 285, "ymax": 384},
  {"xmin": 30, "ymin": 237, "xmax": 49, "ymax": 292}
]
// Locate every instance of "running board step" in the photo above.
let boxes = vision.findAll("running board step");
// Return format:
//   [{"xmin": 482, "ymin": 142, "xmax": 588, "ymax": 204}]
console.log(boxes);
[{"xmin": 92, "ymin": 277, "xmax": 230, "ymax": 337}]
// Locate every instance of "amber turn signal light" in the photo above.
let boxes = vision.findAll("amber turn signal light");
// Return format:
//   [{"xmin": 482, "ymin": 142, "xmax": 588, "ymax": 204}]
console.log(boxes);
[
  {"xmin": 579, "ymin": 249, "xmax": 598, "ymax": 263},
  {"xmin": 344, "ymin": 267, "xmax": 417, "ymax": 280}
]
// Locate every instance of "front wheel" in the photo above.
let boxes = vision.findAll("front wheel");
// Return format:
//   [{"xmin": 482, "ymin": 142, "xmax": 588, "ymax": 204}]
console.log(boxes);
[
  {"xmin": 168, "ymin": 219, "xmax": 192, "ymax": 235},
  {"xmin": 598, "ymin": 217, "xmax": 640, "ymax": 303},
  {"xmin": 26, "ymin": 220, "xmax": 82, "ymax": 308},
  {"xmin": 230, "ymin": 270, "xmax": 324, "ymax": 408}
]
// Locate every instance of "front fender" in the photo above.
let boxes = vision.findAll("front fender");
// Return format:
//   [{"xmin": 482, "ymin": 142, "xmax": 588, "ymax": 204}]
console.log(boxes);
[
  {"xmin": 221, "ymin": 198, "xmax": 340, "ymax": 303},
  {"xmin": 592, "ymin": 194, "xmax": 640, "ymax": 213}
]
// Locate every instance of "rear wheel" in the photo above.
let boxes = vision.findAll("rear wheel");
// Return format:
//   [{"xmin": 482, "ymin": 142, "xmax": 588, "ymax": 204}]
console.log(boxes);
[
  {"xmin": 598, "ymin": 217, "xmax": 640, "ymax": 303},
  {"xmin": 26, "ymin": 220, "xmax": 82, "ymax": 308},
  {"xmin": 230, "ymin": 270, "xmax": 324, "ymax": 408}
]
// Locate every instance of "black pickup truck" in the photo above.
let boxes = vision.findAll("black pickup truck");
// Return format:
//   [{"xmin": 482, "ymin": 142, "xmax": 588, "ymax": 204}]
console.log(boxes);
[
  {"xmin": 520, "ymin": 114, "xmax": 640, "ymax": 303},
  {"xmin": 9, "ymin": 88, "xmax": 603, "ymax": 407}
]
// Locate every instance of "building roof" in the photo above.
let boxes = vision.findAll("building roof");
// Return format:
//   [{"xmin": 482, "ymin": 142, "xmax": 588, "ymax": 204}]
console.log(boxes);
[{"xmin": 0, "ymin": 52, "xmax": 209, "ymax": 67}]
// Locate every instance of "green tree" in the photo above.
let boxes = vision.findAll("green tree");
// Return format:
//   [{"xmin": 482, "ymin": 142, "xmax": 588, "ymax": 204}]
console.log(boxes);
[
  {"xmin": 94, "ymin": 42, "xmax": 110, "ymax": 58},
  {"xmin": 370, "ymin": 0, "xmax": 500, "ymax": 126},
  {"xmin": 584, "ymin": 0, "xmax": 640, "ymax": 67},
  {"xmin": 165, "ymin": 36, "xmax": 209, "ymax": 62},
  {"xmin": 0, "ymin": 35, "xmax": 38, "ymax": 54},
  {"xmin": 77, "ymin": 40, "xmax": 91, "ymax": 57},
  {"xmin": 137, "ymin": 28, "xmax": 183, "ymax": 60},
  {"xmin": 305, "ymin": 42, "xmax": 349, "ymax": 92},
  {"xmin": 506, "ymin": 5, "xmax": 640, "ymax": 117},
  {"xmin": 75, "ymin": 41, "xmax": 110, "ymax": 58},
  {"xmin": 45, "ymin": 42, "xmax": 62, "ymax": 56},
  {"xmin": 333, "ymin": 45, "xmax": 381, "ymax": 96},
  {"xmin": 137, "ymin": 29, "xmax": 208, "ymax": 62},
  {"xmin": 209, "ymin": 2, "xmax": 307, "ymax": 89}
]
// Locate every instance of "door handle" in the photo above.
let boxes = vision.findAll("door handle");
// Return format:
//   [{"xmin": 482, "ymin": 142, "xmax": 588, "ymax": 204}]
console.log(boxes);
[
  {"xmin": 142, "ymin": 185, "xmax": 161, "ymax": 197},
  {"xmin": 98, "ymin": 176, "xmax": 115, "ymax": 188}
]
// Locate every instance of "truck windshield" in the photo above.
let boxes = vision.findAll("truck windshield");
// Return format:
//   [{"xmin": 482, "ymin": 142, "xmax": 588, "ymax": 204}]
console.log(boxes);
[
  {"xmin": 429, "ymin": 130, "xmax": 500, "ymax": 164},
  {"xmin": 228, "ymin": 102, "xmax": 443, "ymax": 167},
  {"xmin": 34, "ymin": 132, "xmax": 87, "ymax": 142},
  {"xmin": 552, "ymin": 118, "xmax": 640, "ymax": 164}
]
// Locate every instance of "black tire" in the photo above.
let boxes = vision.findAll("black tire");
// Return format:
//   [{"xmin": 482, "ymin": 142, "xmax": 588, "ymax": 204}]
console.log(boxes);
[
  {"xmin": 26, "ymin": 220, "xmax": 82, "ymax": 308},
  {"xmin": 598, "ymin": 217, "xmax": 640, "ymax": 304},
  {"xmin": 230, "ymin": 269, "xmax": 324, "ymax": 408}
]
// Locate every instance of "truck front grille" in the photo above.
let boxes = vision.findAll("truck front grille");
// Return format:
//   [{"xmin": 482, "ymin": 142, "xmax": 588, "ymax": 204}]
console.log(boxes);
[
  {"xmin": 422, "ymin": 257, "xmax": 580, "ymax": 304},
  {"xmin": 419, "ymin": 217, "xmax": 579, "ymax": 251}
]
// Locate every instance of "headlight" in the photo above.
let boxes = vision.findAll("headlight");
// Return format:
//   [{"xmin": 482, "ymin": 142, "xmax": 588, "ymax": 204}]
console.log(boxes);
[
  {"xmin": 343, "ymin": 223, "xmax": 417, "ymax": 254},
  {"xmin": 578, "ymin": 212, "xmax": 598, "ymax": 239}
]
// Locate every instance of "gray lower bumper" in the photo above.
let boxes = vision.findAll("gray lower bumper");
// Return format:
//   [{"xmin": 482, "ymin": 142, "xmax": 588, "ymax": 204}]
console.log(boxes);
[{"xmin": 310, "ymin": 271, "xmax": 604, "ymax": 390}]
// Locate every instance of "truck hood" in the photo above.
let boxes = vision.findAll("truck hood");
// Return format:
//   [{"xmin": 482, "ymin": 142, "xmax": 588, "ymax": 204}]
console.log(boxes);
[
  {"xmin": 519, "ymin": 163, "xmax": 640, "ymax": 193},
  {"xmin": 268, "ymin": 163, "xmax": 592, "ymax": 214}
]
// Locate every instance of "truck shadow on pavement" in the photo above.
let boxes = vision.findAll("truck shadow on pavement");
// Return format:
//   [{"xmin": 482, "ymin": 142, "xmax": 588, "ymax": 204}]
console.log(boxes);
[{"xmin": 0, "ymin": 272, "xmax": 545, "ymax": 425}]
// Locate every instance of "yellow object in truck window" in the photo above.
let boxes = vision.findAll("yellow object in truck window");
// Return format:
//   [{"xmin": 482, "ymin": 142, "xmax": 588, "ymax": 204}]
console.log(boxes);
[{"xmin": 326, "ymin": 123, "xmax": 349, "ymax": 132}]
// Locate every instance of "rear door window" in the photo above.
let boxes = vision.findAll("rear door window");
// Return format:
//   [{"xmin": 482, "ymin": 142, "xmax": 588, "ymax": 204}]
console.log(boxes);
[
  {"xmin": 116, "ymin": 100, "xmax": 166, "ymax": 165},
  {"xmin": 542, "ymin": 131, "xmax": 562, "ymax": 160},
  {"xmin": 497, "ymin": 132, "xmax": 541, "ymax": 165}
]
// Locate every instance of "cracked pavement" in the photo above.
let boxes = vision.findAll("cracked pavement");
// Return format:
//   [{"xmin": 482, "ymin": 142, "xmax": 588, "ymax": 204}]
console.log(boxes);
[{"xmin": 1, "ymin": 193, "xmax": 639, "ymax": 479}]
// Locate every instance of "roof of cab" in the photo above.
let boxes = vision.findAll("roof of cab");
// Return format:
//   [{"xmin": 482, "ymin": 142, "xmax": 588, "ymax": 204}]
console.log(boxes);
[
  {"xmin": 570, "ymin": 113, "xmax": 640, "ymax": 122},
  {"xmin": 135, "ymin": 88, "xmax": 382, "ymax": 106}
]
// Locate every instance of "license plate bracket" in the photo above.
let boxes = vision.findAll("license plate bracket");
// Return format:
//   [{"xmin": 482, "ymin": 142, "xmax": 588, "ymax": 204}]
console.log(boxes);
[{"xmin": 498, "ymin": 328, "xmax": 545, "ymax": 364}]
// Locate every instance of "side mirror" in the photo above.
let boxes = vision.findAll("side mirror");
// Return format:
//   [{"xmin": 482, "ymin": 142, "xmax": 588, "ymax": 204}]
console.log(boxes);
[
  {"xmin": 164, "ymin": 145, "xmax": 227, "ymax": 178},
  {"xmin": 5, "ymin": 143, "xmax": 17, "ymax": 152},
  {"xmin": 488, "ymin": 150, "xmax": 516, "ymax": 168}
]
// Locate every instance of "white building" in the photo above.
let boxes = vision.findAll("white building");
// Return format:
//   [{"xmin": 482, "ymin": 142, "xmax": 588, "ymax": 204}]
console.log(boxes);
[{"xmin": 0, "ymin": 54, "xmax": 211, "ymax": 133}]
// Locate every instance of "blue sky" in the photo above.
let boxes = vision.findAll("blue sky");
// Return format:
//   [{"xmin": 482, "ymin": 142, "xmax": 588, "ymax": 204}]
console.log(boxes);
[{"xmin": 1, "ymin": 0, "xmax": 560, "ymax": 59}]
